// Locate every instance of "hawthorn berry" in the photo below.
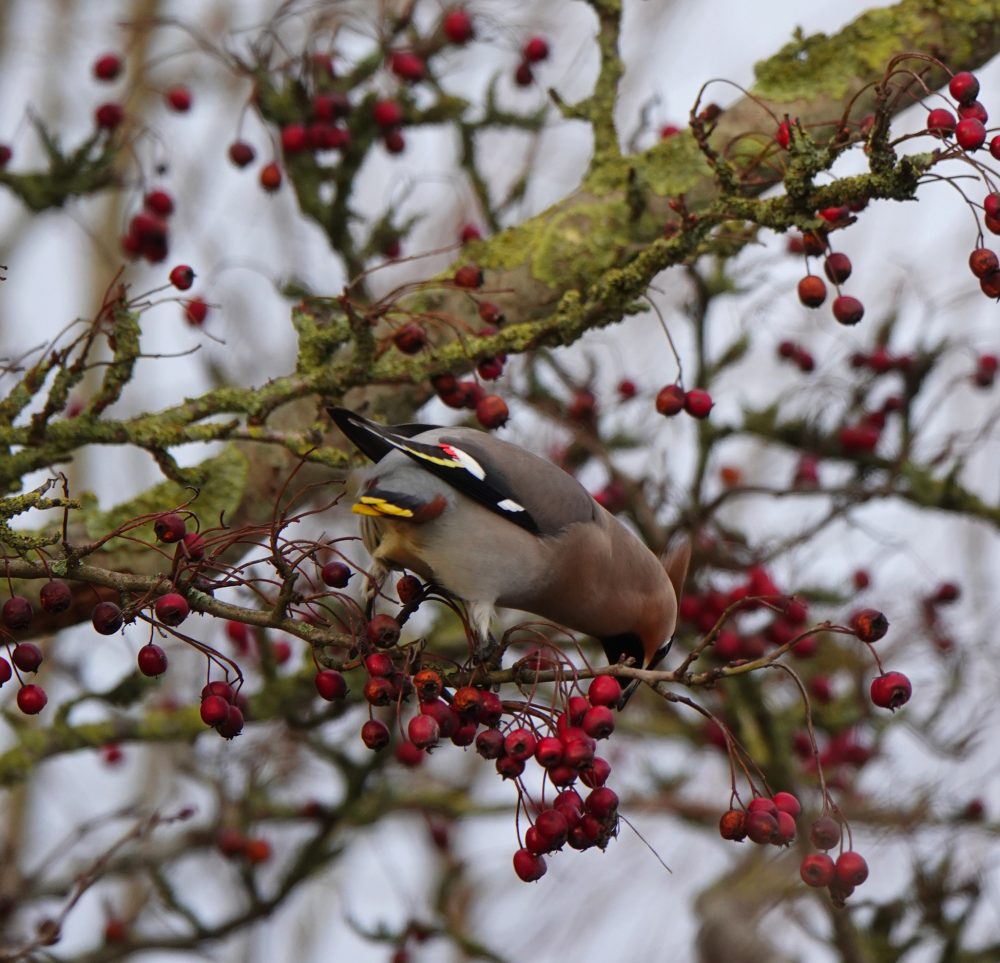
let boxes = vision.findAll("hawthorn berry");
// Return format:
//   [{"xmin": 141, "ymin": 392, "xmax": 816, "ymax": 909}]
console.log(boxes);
[
  {"xmin": 361, "ymin": 719, "xmax": 390, "ymax": 750},
  {"xmin": 835, "ymin": 851, "xmax": 869, "ymax": 887},
  {"xmin": 655, "ymin": 384, "xmax": 685, "ymax": 416},
  {"xmin": 12, "ymin": 643, "xmax": 42, "ymax": 673},
  {"xmin": 0, "ymin": 658, "xmax": 12, "ymax": 686},
  {"xmin": 585, "ymin": 786, "xmax": 619, "ymax": 820},
  {"xmin": 365, "ymin": 653, "xmax": 394, "ymax": 678},
  {"xmin": 93, "ymin": 53, "xmax": 122, "ymax": 81},
  {"xmin": 823, "ymin": 253, "xmax": 852, "ymax": 284},
  {"xmin": 719, "ymin": 809, "xmax": 747, "ymax": 841},
  {"xmin": 460, "ymin": 223, "xmax": 482, "ymax": 244},
  {"xmin": 184, "ymin": 298, "xmax": 209, "ymax": 327},
  {"xmin": 797, "ymin": 275, "xmax": 827, "ymax": 307},
  {"xmin": 154, "ymin": 593, "xmax": 189, "ymax": 626},
  {"xmin": 92, "ymin": 601, "xmax": 124, "ymax": 634},
  {"xmin": 244, "ymin": 837, "xmax": 271, "ymax": 864},
  {"xmin": 363, "ymin": 677, "xmax": 394, "ymax": 706},
  {"xmin": 476, "ymin": 394, "xmax": 509, "ymax": 429},
  {"xmin": 396, "ymin": 574, "xmax": 423, "ymax": 605},
  {"xmin": 281, "ymin": 123, "xmax": 307, "ymax": 154},
  {"xmin": 320, "ymin": 560, "xmax": 352, "ymax": 588},
  {"xmin": 454, "ymin": 263, "xmax": 483, "ymax": 288},
  {"xmin": 217, "ymin": 704, "xmax": 244, "ymax": 739},
  {"xmin": 772, "ymin": 791, "xmax": 801, "ymax": 817},
  {"xmin": 372, "ymin": 99, "xmax": 403, "ymax": 129},
  {"xmin": 955, "ymin": 118, "xmax": 986, "ymax": 151},
  {"xmin": 165, "ymin": 85, "xmax": 192, "ymax": 112},
  {"xmin": 228, "ymin": 141, "xmax": 256, "ymax": 167},
  {"xmin": 408, "ymin": 714, "xmax": 441, "ymax": 750},
  {"xmin": 960, "ymin": 101, "xmax": 989, "ymax": 124},
  {"xmin": 832, "ymin": 295, "xmax": 864, "ymax": 326},
  {"xmin": 513, "ymin": 61, "xmax": 534, "ymax": 87},
  {"xmin": 809, "ymin": 815, "xmax": 841, "ymax": 850},
  {"xmin": 800, "ymin": 853, "xmax": 835, "ymax": 887},
  {"xmin": 477, "ymin": 356, "xmax": 504, "ymax": 380},
  {"xmin": 523, "ymin": 37, "xmax": 550, "ymax": 63},
  {"xmin": 479, "ymin": 690, "xmax": 503, "ymax": 726},
  {"xmin": 513, "ymin": 848, "xmax": 547, "ymax": 882},
  {"xmin": 504, "ymin": 728, "xmax": 537, "ymax": 762},
  {"xmin": 852, "ymin": 607, "xmax": 888, "ymax": 642},
  {"xmin": 442, "ymin": 8, "xmax": 474, "ymax": 44},
  {"xmin": 259, "ymin": 162, "xmax": 282, "ymax": 192},
  {"xmin": 969, "ymin": 248, "xmax": 999, "ymax": 278},
  {"xmin": 180, "ymin": 532, "xmax": 206, "ymax": 560},
  {"xmin": 2, "ymin": 596, "xmax": 32, "ymax": 630},
  {"xmin": 926, "ymin": 107, "xmax": 957, "ymax": 136},
  {"xmin": 476, "ymin": 728, "xmax": 505, "ymax": 759},
  {"xmin": 95, "ymin": 102, "xmax": 124, "ymax": 129},
  {"xmin": 366, "ymin": 614, "xmax": 400, "ymax": 648},
  {"xmin": 775, "ymin": 120, "xmax": 791, "ymax": 149},
  {"xmin": 137, "ymin": 643, "xmax": 168, "ymax": 677},
  {"xmin": 38, "ymin": 580, "xmax": 72, "ymax": 614},
  {"xmin": 949, "ymin": 71, "xmax": 980, "ymax": 105},
  {"xmin": 684, "ymin": 389, "xmax": 713, "ymax": 419},
  {"xmin": 588, "ymin": 675, "xmax": 622, "ymax": 707},
  {"xmin": 393, "ymin": 323, "xmax": 427, "ymax": 354},
  {"xmin": 17, "ymin": 684, "xmax": 47, "ymax": 715},
  {"xmin": 0, "ymin": 144, "xmax": 10, "ymax": 167},
  {"xmin": 200, "ymin": 695, "xmax": 230, "ymax": 726},
  {"xmin": 870, "ymin": 670, "xmax": 911, "ymax": 710},
  {"xmin": 389, "ymin": 51, "xmax": 426, "ymax": 82},
  {"xmin": 745, "ymin": 810, "xmax": 778, "ymax": 844}
]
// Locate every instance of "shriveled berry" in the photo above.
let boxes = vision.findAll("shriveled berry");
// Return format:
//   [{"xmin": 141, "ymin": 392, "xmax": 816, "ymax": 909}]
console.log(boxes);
[
  {"xmin": 217, "ymin": 704, "xmax": 244, "ymax": 739},
  {"xmin": 852, "ymin": 607, "xmax": 888, "ymax": 642},
  {"xmin": 513, "ymin": 848, "xmax": 547, "ymax": 882},
  {"xmin": 137, "ymin": 643, "xmax": 168, "ymax": 677},
  {"xmin": 835, "ymin": 851, "xmax": 869, "ymax": 887},
  {"xmin": 832, "ymin": 295, "xmax": 864, "ymax": 326},
  {"xmin": 870, "ymin": 670, "xmax": 911, "ymax": 710},
  {"xmin": 366, "ymin": 614, "xmax": 400, "ymax": 648},
  {"xmin": 809, "ymin": 815, "xmax": 841, "ymax": 850},
  {"xmin": 797, "ymin": 275, "xmax": 827, "ymax": 308},
  {"xmin": 800, "ymin": 853, "xmax": 835, "ymax": 887},
  {"xmin": 2, "ymin": 596, "xmax": 32, "ymax": 630},
  {"xmin": 363, "ymin": 677, "xmax": 394, "ymax": 706},
  {"xmin": 453, "ymin": 685, "xmax": 483, "ymax": 717},
  {"xmin": 719, "ymin": 809, "xmax": 747, "ymax": 841},
  {"xmin": 496, "ymin": 755, "xmax": 525, "ymax": 779},
  {"xmin": 92, "ymin": 601, "xmax": 124, "ymax": 635},
  {"xmin": 17, "ymin": 684, "xmax": 47, "ymax": 715},
  {"xmin": 154, "ymin": 592, "xmax": 189, "ymax": 626},
  {"xmin": 315, "ymin": 669, "xmax": 347, "ymax": 700},
  {"xmin": 39, "ymin": 580, "xmax": 72, "ymax": 614},
  {"xmin": 361, "ymin": 719, "xmax": 390, "ymax": 750},
  {"xmin": 320, "ymin": 560, "xmax": 352, "ymax": 588},
  {"xmin": 413, "ymin": 668, "xmax": 443, "ymax": 702},
  {"xmin": 12, "ymin": 643, "xmax": 43, "ymax": 673},
  {"xmin": 228, "ymin": 141, "xmax": 255, "ymax": 167},
  {"xmin": 655, "ymin": 384, "xmax": 685, "ymax": 416}
]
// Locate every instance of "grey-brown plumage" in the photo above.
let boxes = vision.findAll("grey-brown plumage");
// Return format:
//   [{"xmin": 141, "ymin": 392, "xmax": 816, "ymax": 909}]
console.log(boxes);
[{"xmin": 330, "ymin": 408, "xmax": 689, "ymax": 697}]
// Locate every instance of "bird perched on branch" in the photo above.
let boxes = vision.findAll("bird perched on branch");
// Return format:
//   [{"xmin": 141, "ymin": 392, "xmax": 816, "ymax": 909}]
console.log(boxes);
[{"xmin": 329, "ymin": 406, "xmax": 689, "ymax": 704}]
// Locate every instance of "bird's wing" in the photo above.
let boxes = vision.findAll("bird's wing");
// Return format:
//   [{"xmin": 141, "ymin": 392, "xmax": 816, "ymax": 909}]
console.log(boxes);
[{"xmin": 329, "ymin": 407, "xmax": 597, "ymax": 536}]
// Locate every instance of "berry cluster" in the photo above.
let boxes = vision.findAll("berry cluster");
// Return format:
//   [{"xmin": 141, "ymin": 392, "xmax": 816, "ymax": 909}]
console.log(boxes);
[{"xmin": 655, "ymin": 384, "xmax": 714, "ymax": 419}]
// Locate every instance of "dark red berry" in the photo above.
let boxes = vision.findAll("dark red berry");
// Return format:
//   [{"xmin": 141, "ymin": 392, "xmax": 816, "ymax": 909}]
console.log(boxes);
[
  {"xmin": 281, "ymin": 123, "xmax": 307, "ymax": 154},
  {"xmin": 228, "ymin": 141, "xmax": 256, "ymax": 167},
  {"xmin": 217, "ymin": 704, "xmax": 244, "ymax": 739},
  {"xmin": 137, "ymin": 643, "xmax": 168, "ymax": 677},
  {"xmin": 835, "ymin": 851, "xmax": 869, "ymax": 887},
  {"xmin": 809, "ymin": 815, "xmax": 841, "ymax": 850},
  {"xmin": 320, "ymin": 561, "xmax": 352, "ymax": 588},
  {"xmin": 39, "ymin": 580, "xmax": 72, "ymax": 614},
  {"xmin": 969, "ymin": 248, "xmax": 999, "ymax": 278},
  {"xmin": 870, "ymin": 670, "xmax": 911, "ymax": 710},
  {"xmin": 393, "ymin": 323, "xmax": 427, "ymax": 354},
  {"xmin": 154, "ymin": 592, "xmax": 189, "ymax": 626},
  {"xmin": 460, "ymin": 223, "xmax": 482, "ymax": 244},
  {"xmin": 655, "ymin": 384, "xmax": 685, "ymax": 416},
  {"xmin": 12, "ymin": 643, "xmax": 43, "ymax": 673},
  {"xmin": 514, "ymin": 60, "xmax": 534, "ymax": 86},
  {"xmin": 745, "ymin": 810, "xmax": 778, "ymax": 844},
  {"xmin": 200, "ymin": 695, "xmax": 229, "ymax": 726},
  {"xmin": 169, "ymin": 265, "xmax": 195, "ymax": 290},
  {"xmin": 179, "ymin": 532, "xmax": 206, "ymax": 560},
  {"xmin": 772, "ymin": 791, "xmax": 801, "ymax": 817},
  {"xmin": 832, "ymin": 295, "xmax": 864, "ymax": 326},
  {"xmin": 407, "ymin": 714, "xmax": 441, "ymax": 749},
  {"xmin": 719, "ymin": 809, "xmax": 747, "ymax": 841},
  {"xmin": 396, "ymin": 575, "xmax": 422, "ymax": 605},
  {"xmin": 513, "ymin": 848, "xmax": 547, "ymax": 881},
  {"xmin": 93, "ymin": 53, "xmax": 122, "ymax": 81},
  {"xmin": 475, "ymin": 728, "xmax": 505, "ymax": 759},
  {"xmin": 0, "ymin": 658, "xmax": 13, "ymax": 686},
  {"xmin": 442, "ymin": 8, "xmax": 474, "ymax": 44},
  {"xmin": 684, "ymin": 388, "xmax": 713, "ymax": 419},
  {"xmin": 926, "ymin": 107, "xmax": 956, "ymax": 136},
  {"xmin": 383, "ymin": 129, "xmax": 406, "ymax": 154},
  {"xmin": 955, "ymin": 118, "xmax": 986, "ymax": 151},
  {"xmin": 366, "ymin": 614, "xmax": 400, "ymax": 648},
  {"xmin": 95, "ymin": 102, "xmax": 124, "ymax": 129},
  {"xmin": 17, "ymin": 684, "xmax": 47, "ymax": 715},
  {"xmin": 2, "ymin": 596, "xmax": 32, "ymax": 630},
  {"xmin": 361, "ymin": 719, "xmax": 390, "ymax": 750},
  {"xmin": 476, "ymin": 394, "xmax": 509, "ymax": 429},
  {"xmin": 504, "ymin": 728, "xmax": 537, "ymax": 762},
  {"xmin": 823, "ymin": 252, "xmax": 852, "ymax": 284},
  {"xmin": 800, "ymin": 853, "xmax": 835, "ymax": 887},
  {"xmin": 585, "ymin": 786, "xmax": 619, "ymax": 820},
  {"xmin": 92, "ymin": 601, "xmax": 124, "ymax": 634},
  {"xmin": 797, "ymin": 275, "xmax": 827, "ymax": 308},
  {"xmin": 165, "ymin": 85, "xmax": 192, "ymax": 112},
  {"xmin": 454, "ymin": 263, "xmax": 483, "ymax": 288},
  {"xmin": 363, "ymin": 677, "xmax": 394, "ymax": 706}
]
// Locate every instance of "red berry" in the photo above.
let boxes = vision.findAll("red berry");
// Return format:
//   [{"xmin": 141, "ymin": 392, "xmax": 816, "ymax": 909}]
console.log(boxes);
[
  {"xmin": 419, "ymin": 700, "xmax": 457, "ymax": 739},
  {"xmin": 719, "ymin": 809, "xmax": 747, "ymax": 841},
  {"xmin": 476, "ymin": 394, "xmax": 509, "ymax": 429},
  {"xmin": 217, "ymin": 704, "xmax": 244, "ymax": 739},
  {"xmin": 92, "ymin": 601, "xmax": 124, "ymax": 635},
  {"xmin": 534, "ymin": 736, "xmax": 564, "ymax": 768},
  {"xmin": 454, "ymin": 263, "xmax": 483, "ymax": 288},
  {"xmin": 926, "ymin": 107, "xmax": 956, "ymax": 136},
  {"xmin": 373, "ymin": 99, "xmax": 403, "ymax": 129},
  {"xmin": 395, "ymin": 741, "xmax": 425, "ymax": 766},
  {"xmin": 408, "ymin": 714, "xmax": 441, "ymax": 749},
  {"xmin": 823, "ymin": 252, "xmax": 852, "ymax": 284},
  {"xmin": 949, "ymin": 71, "xmax": 980, "ymax": 105},
  {"xmin": 281, "ymin": 123, "xmax": 308, "ymax": 154},
  {"xmin": 363, "ymin": 677, "xmax": 394, "ymax": 706},
  {"xmin": 0, "ymin": 144, "xmax": 10, "ymax": 168},
  {"xmin": 475, "ymin": 728, "xmax": 505, "ymax": 759},
  {"xmin": 361, "ymin": 719, "xmax": 390, "ymax": 750},
  {"xmin": 504, "ymin": 728, "xmax": 537, "ymax": 762},
  {"xmin": 523, "ymin": 37, "xmax": 550, "ymax": 63},
  {"xmin": 366, "ymin": 614, "xmax": 400, "ymax": 648},
  {"xmin": 684, "ymin": 388, "xmax": 713, "ymax": 419},
  {"xmin": 772, "ymin": 791, "xmax": 801, "ymax": 817},
  {"xmin": 800, "ymin": 853, "xmax": 835, "ymax": 887},
  {"xmin": 314, "ymin": 669, "xmax": 346, "ymax": 701},
  {"xmin": 180, "ymin": 531, "xmax": 206, "ymax": 560},
  {"xmin": 228, "ymin": 141, "xmax": 256, "ymax": 167},
  {"xmin": 775, "ymin": 120, "xmax": 791, "ymax": 149},
  {"xmin": 659, "ymin": 124, "xmax": 680, "ymax": 139},
  {"xmin": 984, "ymin": 193, "xmax": 1000, "ymax": 220},
  {"xmin": 320, "ymin": 560, "xmax": 352, "ymax": 588},
  {"xmin": 393, "ymin": 323, "xmax": 427, "ymax": 354},
  {"xmin": 365, "ymin": 652, "xmax": 394, "ymax": 678},
  {"xmin": 585, "ymin": 786, "xmax": 619, "ymax": 820},
  {"xmin": 39, "ymin": 580, "xmax": 72, "ymax": 614},
  {"xmin": 745, "ymin": 810, "xmax": 778, "ymax": 844},
  {"xmin": 748, "ymin": 796, "xmax": 777, "ymax": 815},
  {"xmin": 460, "ymin": 223, "xmax": 482, "ymax": 244},
  {"xmin": 535, "ymin": 809, "xmax": 569, "ymax": 849},
  {"xmin": 389, "ymin": 50, "xmax": 426, "ymax": 82},
  {"xmin": 588, "ymin": 675, "xmax": 622, "ymax": 707},
  {"xmin": 870, "ymin": 670, "xmax": 912, "ymax": 710},
  {"xmin": 852, "ymin": 607, "xmax": 888, "ymax": 642},
  {"xmin": 93, "ymin": 53, "xmax": 122, "ymax": 81},
  {"xmin": 832, "ymin": 295, "xmax": 864, "ymax": 326},
  {"xmin": 244, "ymin": 837, "xmax": 271, "ymax": 863},
  {"xmin": 809, "ymin": 815, "xmax": 841, "ymax": 849},
  {"xmin": 154, "ymin": 592, "xmax": 189, "ymax": 626},
  {"xmin": 95, "ymin": 102, "xmax": 124, "ymax": 129},
  {"xmin": 2, "ymin": 596, "xmax": 32, "ymax": 630},
  {"xmin": 514, "ymin": 61, "xmax": 534, "ymax": 87},
  {"xmin": 168, "ymin": 265, "xmax": 194, "ymax": 290},
  {"xmin": 835, "ymin": 851, "xmax": 869, "ymax": 887},
  {"xmin": 396, "ymin": 575, "xmax": 423, "ymax": 605},
  {"xmin": 797, "ymin": 275, "xmax": 827, "ymax": 308},
  {"xmin": 969, "ymin": 248, "xmax": 999, "ymax": 278},
  {"xmin": 655, "ymin": 383, "xmax": 685, "ymax": 416},
  {"xmin": 137, "ymin": 643, "xmax": 168, "ymax": 677},
  {"xmin": 991, "ymin": 135, "xmax": 1000, "ymax": 161},
  {"xmin": 259, "ymin": 162, "xmax": 282, "ymax": 192},
  {"xmin": 165, "ymin": 85, "xmax": 192, "ymax": 112},
  {"xmin": 512, "ymin": 848, "xmax": 547, "ymax": 882},
  {"xmin": 17, "ymin": 684, "xmax": 47, "ymax": 715},
  {"xmin": 479, "ymin": 690, "xmax": 503, "ymax": 727},
  {"xmin": 184, "ymin": 298, "xmax": 209, "ymax": 327},
  {"xmin": 774, "ymin": 810, "xmax": 797, "ymax": 844},
  {"xmin": 442, "ymin": 9, "xmax": 474, "ymax": 44},
  {"xmin": 477, "ymin": 356, "xmax": 504, "ymax": 380},
  {"xmin": 955, "ymin": 118, "xmax": 986, "ymax": 151},
  {"xmin": 200, "ymin": 694, "xmax": 230, "ymax": 726},
  {"xmin": 959, "ymin": 101, "xmax": 989, "ymax": 124},
  {"xmin": 12, "ymin": 643, "xmax": 43, "ymax": 673}
]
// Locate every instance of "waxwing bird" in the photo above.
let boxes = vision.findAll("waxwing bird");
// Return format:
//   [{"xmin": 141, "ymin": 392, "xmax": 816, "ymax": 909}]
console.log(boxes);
[{"xmin": 329, "ymin": 406, "xmax": 690, "ymax": 703}]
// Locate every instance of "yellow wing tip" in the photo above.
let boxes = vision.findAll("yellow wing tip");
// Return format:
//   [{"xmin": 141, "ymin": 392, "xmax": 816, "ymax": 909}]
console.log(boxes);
[{"xmin": 352, "ymin": 497, "xmax": 414, "ymax": 519}]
